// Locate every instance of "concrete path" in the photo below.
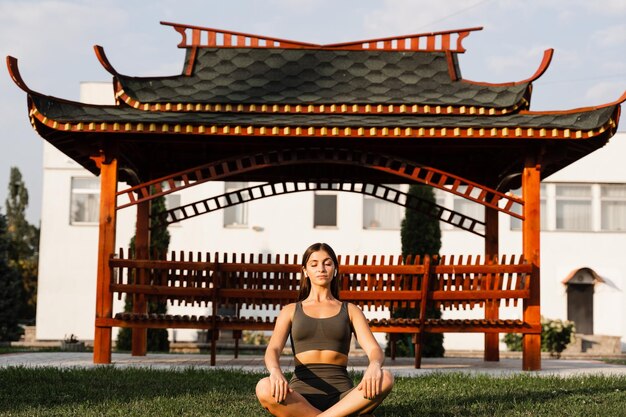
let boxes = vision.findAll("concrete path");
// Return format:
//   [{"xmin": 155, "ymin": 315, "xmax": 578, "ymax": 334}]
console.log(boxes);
[{"xmin": 1, "ymin": 352, "xmax": 625, "ymax": 377}]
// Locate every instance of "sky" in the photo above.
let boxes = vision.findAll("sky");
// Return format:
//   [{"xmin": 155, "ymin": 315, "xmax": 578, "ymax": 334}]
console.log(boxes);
[{"xmin": 0, "ymin": 0, "xmax": 625, "ymax": 224}]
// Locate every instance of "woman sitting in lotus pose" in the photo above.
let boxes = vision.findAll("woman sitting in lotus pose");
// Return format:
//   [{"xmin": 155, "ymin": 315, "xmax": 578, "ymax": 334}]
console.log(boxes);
[{"xmin": 256, "ymin": 242, "xmax": 394, "ymax": 416}]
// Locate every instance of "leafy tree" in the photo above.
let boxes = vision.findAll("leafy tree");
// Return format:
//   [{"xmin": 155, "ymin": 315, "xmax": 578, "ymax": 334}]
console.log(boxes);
[
  {"xmin": 5, "ymin": 167, "xmax": 39, "ymax": 322},
  {"xmin": 117, "ymin": 194, "xmax": 170, "ymax": 352},
  {"xmin": 388, "ymin": 184, "xmax": 445, "ymax": 357},
  {"xmin": 0, "ymin": 213, "xmax": 23, "ymax": 341}
]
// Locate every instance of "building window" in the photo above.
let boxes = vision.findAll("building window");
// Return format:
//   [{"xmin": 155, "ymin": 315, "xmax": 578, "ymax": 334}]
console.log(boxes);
[
  {"xmin": 223, "ymin": 182, "xmax": 248, "ymax": 227},
  {"xmin": 601, "ymin": 184, "xmax": 626, "ymax": 231},
  {"xmin": 556, "ymin": 184, "xmax": 592, "ymax": 231},
  {"xmin": 70, "ymin": 177, "xmax": 100, "ymax": 224},
  {"xmin": 452, "ymin": 187, "xmax": 485, "ymax": 232},
  {"xmin": 510, "ymin": 184, "xmax": 547, "ymax": 231},
  {"xmin": 362, "ymin": 185, "xmax": 403, "ymax": 229},
  {"xmin": 314, "ymin": 192, "xmax": 337, "ymax": 227}
]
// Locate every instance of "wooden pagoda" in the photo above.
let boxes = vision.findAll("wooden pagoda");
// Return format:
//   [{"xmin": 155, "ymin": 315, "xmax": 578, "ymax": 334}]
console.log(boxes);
[{"xmin": 8, "ymin": 22, "xmax": 624, "ymax": 370}]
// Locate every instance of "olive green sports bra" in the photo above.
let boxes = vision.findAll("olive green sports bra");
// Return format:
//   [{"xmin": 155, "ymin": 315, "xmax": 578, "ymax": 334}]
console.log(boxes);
[{"xmin": 290, "ymin": 301, "xmax": 352, "ymax": 356}]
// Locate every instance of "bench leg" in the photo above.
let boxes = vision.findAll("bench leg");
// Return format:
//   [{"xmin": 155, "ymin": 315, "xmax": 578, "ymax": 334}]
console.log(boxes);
[
  {"xmin": 484, "ymin": 333, "xmax": 500, "ymax": 362},
  {"xmin": 233, "ymin": 330, "xmax": 242, "ymax": 359},
  {"xmin": 484, "ymin": 301, "xmax": 499, "ymax": 362},
  {"xmin": 412, "ymin": 333, "xmax": 423, "ymax": 369},
  {"xmin": 389, "ymin": 334, "xmax": 397, "ymax": 361},
  {"xmin": 523, "ymin": 334, "xmax": 541, "ymax": 371},
  {"xmin": 94, "ymin": 326, "xmax": 112, "ymax": 364},
  {"xmin": 210, "ymin": 329, "xmax": 217, "ymax": 366},
  {"xmin": 131, "ymin": 327, "xmax": 147, "ymax": 356}
]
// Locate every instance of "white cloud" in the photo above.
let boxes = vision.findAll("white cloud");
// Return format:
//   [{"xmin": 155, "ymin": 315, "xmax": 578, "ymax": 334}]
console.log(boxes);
[
  {"xmin": 0, "ymin": 0, "xmax": 130, "ymax": 95},
  {"xmin": 585, "ymin": 81, "xmax": 625, "ymax": 103},
  {"xmin": 592, "ymin": 24, "xmax": 626, "ymax": 48},
  {"xmin": 363, "ymin": 0, "xmax": 488, "ymax": 36},
  {"xmin": 0, "ymin": 1, "xmax": 127, "ymax": 61},
  {"xmin": 584, "ymin": 0, "xmax": 626, "ymax": 15},
  {"xmin": 486, "ymin": 45, "xmax": 552, "ymax": 76},
  {"xmin": 267, "ymin": 0, "xmax": 330, "ymax": 13}
]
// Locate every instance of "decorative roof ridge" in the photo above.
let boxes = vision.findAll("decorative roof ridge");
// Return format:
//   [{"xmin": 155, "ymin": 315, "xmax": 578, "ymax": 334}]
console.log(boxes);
[
  {"xmin": 320, "ymin": 27, "xmax": 482, "ymax": 53},
  {"xmin": 462, "ymin": 49, "xmax": 554, "ymax": 87},
  {"xmin": 161, "ymin": 21, "xmax": 321, "ymax": 49},
  {"xmin": 161, "ymin": 21, "xmax": 481, "ymax": 53},
  {"xmin": 517, "ymin": 90, "xmax": 626, "ymax": 115}
]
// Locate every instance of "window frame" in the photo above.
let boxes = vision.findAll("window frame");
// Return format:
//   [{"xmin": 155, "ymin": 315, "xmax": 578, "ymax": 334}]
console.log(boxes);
[
  {"xmin": 69, "ymin": 176, "xmax": 100, "ymax": 225},
  {"xmin": 362, "ymin": 184, "xmax": 405, "ymax": 230},
  {"xmin": 223, "ymin": 181, "xmax": 249, "ymax": 228},
  {"xmin": 313, "ymin": 190, "xmax": 338, "ymax": 228}
]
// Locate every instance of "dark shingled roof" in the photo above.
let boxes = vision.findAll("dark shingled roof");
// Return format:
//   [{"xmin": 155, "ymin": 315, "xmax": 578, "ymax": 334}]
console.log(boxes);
[
  {"xmin": 31, "ymin": 94, "xmax": 614, "ymax": 131},
  {"xmin": 116, "ymin": 48, "xmax": 530, "ymax": 108}
]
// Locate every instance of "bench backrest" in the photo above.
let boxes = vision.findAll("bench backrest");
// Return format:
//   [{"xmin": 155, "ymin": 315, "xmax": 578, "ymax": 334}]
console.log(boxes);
[{"xmin": 109, "ymin": 250, "xmax": 532, "ymax": 313}]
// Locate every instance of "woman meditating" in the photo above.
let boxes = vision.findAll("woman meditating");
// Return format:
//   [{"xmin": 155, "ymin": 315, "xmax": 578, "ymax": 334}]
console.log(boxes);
[{"xmin": 256, "ymin": 243, "xmax": 394, "ymax": 416}]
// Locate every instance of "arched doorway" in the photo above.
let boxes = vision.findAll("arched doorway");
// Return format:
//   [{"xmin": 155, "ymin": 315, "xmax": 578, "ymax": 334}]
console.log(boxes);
[{"xmin": 564, "ymin": 267, "xmax": 604, "ymax": 335}]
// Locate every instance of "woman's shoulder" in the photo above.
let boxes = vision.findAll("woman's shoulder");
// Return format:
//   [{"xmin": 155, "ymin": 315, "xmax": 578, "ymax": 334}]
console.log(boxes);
[
  {"xmin": 345, "ymin": 302, "xmax": 364, "ymax": 316},
  {"xmin": 281, "ymin": 302, "xmax": 298, "ymax": 316}
]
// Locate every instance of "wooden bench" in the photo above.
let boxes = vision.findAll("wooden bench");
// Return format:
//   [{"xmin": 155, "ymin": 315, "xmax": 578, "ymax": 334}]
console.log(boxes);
[{"xmin": 99, "ymin": 250, "xmax": 539, "ymax": 368}]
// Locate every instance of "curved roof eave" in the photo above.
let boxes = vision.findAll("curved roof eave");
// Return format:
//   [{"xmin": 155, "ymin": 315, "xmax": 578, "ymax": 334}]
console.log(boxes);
[
  {"xmin": 7, "ymin": 55, "xmax": 122, "ymax": 111},
  {"xmin": 518, "ymin": 90, "xmax": 626, "ymax": 115},
  {"xmin": 93, "ymin": 45, "xmax": 183, "ymax": 82},
  {"xmin": 462, "ymin": 49, "xmax": 554, "ymax": 87}
]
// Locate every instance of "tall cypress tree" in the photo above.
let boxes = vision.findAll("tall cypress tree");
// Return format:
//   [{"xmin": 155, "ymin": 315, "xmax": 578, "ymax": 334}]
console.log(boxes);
[
  {"xmin": 145, "ymin": 195, "xmax": 171, "ymax": 351},
  {"xmin": 0, "ymin": 213, "xmax": 23, "ymax": 340},
  {"xmin": 389, "ymin": 184, "xmax": 445, "ymax": 357},
  {"xmin": 5, "ymin": 167, "xmax": 39, "ymax": 322},
  {"xmin": 116, "ymin": 193, "xmax": 171, "ymax": 352}
]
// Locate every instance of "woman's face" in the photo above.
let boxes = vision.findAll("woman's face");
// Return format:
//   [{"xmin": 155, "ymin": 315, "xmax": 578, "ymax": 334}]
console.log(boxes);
[{"xmin": 303, "ymin": 250, "xmax": 336, "ymax": 287}]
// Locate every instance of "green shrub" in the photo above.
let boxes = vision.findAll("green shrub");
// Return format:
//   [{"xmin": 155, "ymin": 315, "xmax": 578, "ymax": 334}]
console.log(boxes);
[
  {"xmin": 502, "ymin": 316, "xmax": 576, "ymax": 358},
  {"xmin": 502, "ymin": 332, "xmax": 523, "ymax": 351},
  {"xmin": 541, "ymin": 317, "xmax": 575, "ymax": 358}
]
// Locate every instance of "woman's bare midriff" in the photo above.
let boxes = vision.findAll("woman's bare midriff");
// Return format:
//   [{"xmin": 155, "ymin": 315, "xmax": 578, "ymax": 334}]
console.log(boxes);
[{"xmin": 295, "ymin": 350, "xmax": 349, "ymax": 366}]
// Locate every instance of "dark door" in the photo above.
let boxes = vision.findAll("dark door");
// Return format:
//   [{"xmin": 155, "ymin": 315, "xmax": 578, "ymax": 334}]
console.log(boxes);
[{"xmin": 567, "ymin": 284, "xmax": 593, "ymax": 334}]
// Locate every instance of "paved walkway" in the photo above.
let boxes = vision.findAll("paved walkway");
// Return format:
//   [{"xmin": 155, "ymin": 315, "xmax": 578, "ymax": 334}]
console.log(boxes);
[{"xmin": 1, "ymin": 352, "xmax": 625, "ymax": 377}]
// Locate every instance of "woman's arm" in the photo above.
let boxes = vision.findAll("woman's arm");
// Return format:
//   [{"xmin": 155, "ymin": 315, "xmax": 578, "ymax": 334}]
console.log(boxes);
[
  {"xmin": 348, "ymin": 303, "xmax": 385, "ymax": 400},
  {"xmin": 264, "ymin": 303, "xmax": 295, "ymax": 403}
]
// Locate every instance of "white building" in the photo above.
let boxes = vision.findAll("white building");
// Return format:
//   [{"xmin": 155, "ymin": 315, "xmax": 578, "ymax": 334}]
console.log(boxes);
[{"xmin": 35, "ymin": 82, "xmax": 626, "ymax": 353}]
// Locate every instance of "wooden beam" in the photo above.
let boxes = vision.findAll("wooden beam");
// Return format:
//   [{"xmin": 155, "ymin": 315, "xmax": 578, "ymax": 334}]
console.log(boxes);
[
  {"xmin": 522, "ymin": 162, "xmax": 541, "ymax": 371},
  {"xmin": 93, "ymin": 155, "xmax": 117, "ymax": 364},
  {"xmin": 484, "ymin": 206, "xmax": 499, "ymax": 361},
  {"xmin": 413, "ymin": 256, "xmax": 431, "ymax": 368},
  {"xmin": 131, "ymin": 200, "xmax": 150, "ymax": 356}
]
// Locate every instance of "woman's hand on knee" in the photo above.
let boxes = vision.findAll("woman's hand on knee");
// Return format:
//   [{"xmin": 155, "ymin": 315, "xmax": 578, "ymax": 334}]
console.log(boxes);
[
  {"xmin": 357, "ymin": 363, "xmax": 383, "ymax": 400},
  {"xmin": 268, "ymin": 368, "xmax": 292, "ymax": 404}
]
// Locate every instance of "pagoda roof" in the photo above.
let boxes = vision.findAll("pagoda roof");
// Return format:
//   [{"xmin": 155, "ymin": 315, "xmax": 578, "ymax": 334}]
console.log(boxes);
[
  {"xmin": 97, "ymin": 23, "xmax": 555, "ymax": 116},
  {"xmin": 7, "ymin": 22, "xmax": 625, "ymax": 191},
  {"xmin": 105, "ymin": 48, "xmax": 538, "ymax": 112}
]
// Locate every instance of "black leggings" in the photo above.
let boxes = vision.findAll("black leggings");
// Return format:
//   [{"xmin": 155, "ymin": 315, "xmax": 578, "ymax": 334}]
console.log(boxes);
[{"xmin": 289, "ymin": 363, "xmax": 355, "ymax": 411}]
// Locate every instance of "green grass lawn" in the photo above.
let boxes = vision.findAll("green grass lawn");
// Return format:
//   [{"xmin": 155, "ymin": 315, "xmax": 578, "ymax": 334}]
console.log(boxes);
[{"xmin": 0, "ymin": 367, "xmax": 624, "ymax": 416}]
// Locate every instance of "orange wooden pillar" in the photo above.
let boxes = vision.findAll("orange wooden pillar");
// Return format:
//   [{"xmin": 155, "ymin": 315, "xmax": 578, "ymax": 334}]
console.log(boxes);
[
  {"xmin": 484, "ymin": 206, "xmax": 499, "ymax": 361},
  {"xmin": 522, "ymin": 161, "xmax": 541, "ymax": 371},
  {"xmin": 131, "ymin": 199, "xmax": 150, "ymax": 356},
  {"xmin": 93, "ymin": 154, "xmax": 118, "ymax": 364}
]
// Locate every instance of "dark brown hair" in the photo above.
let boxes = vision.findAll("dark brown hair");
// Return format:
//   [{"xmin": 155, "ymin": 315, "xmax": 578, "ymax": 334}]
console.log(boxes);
[{"xmin": 297, "ymin": 242, "xmax": 340, "ymax": 301}]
